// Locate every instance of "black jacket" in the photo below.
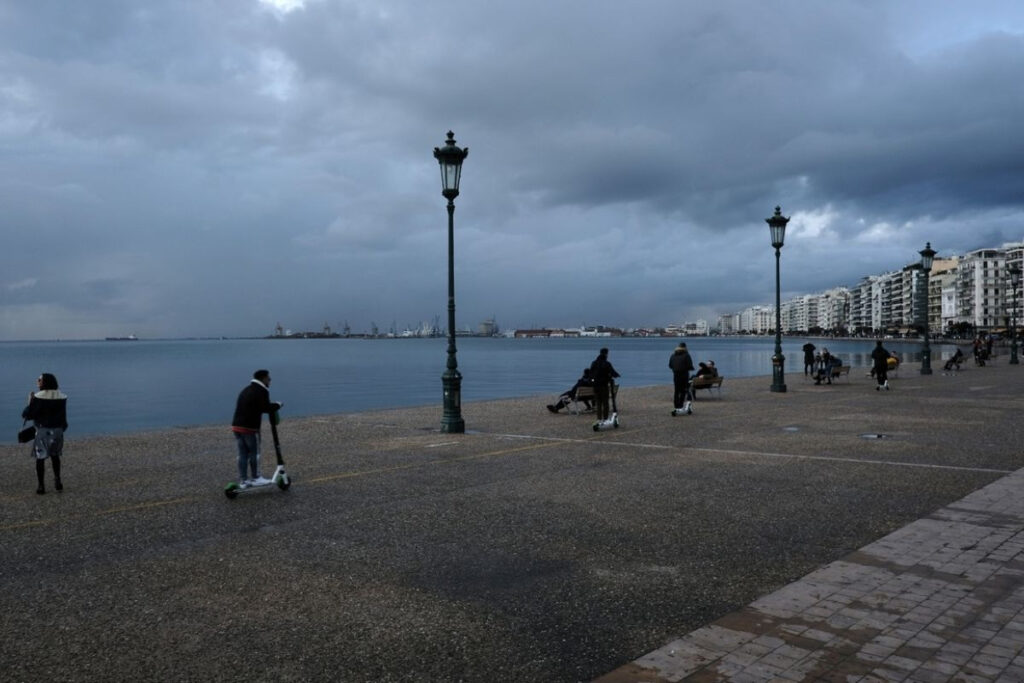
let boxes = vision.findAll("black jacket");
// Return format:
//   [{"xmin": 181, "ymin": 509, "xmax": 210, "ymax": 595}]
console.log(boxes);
[
  {"xmin": 669, "ymin": 349, "xmax": 694, "ymax": 376},
  {"xmin": 589, "ymin": 355, "xmax": 620, "ymax": 385},
  {"xmin": 23, "ymin": 390, "xmax": 69, "ymax": 430},
  {"xmin": 231, "ymin": 380, "xmax": 279, "ymax": 431}
]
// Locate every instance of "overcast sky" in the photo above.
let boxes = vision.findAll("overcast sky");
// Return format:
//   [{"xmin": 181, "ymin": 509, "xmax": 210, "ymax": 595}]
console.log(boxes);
[{"xmin": 3, "ymin": 0, "xmax": 1024, "ymax": 339}]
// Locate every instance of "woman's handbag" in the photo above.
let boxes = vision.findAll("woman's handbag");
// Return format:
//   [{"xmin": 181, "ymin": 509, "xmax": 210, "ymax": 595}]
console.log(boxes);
[{"xmin": 18, "ymin": 422, "xmax": 36, "ymax": 443}]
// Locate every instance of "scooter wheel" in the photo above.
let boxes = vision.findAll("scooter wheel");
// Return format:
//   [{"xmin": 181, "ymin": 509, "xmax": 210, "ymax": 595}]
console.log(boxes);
[
  {"xmin": 593, "ymin": 423, "xmax": 600, "ymax": 432},
  {"xmin": 276, "ymin": 477, "xmax": 291, "ymax": 491},
  {"xmin": 224, "ymin": 483, "xmax": 239, "ymax": 499}
]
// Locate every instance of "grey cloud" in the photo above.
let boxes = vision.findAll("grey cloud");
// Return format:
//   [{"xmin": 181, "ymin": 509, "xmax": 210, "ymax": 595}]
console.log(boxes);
[{"xmin": 2, "ymin": 1, "xmax": 1024, "ymax": 338}]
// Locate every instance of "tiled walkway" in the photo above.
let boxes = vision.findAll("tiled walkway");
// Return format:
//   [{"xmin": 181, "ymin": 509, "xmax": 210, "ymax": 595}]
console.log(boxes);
[{"xmin": 597, "ymin": 469, "xmax": 1024, "ymax": 682}]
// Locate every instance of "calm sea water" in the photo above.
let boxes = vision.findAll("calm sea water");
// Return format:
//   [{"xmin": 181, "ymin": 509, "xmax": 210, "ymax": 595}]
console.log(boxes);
[{"xmin": 2, "ymin": 336, "xmax": 956, "ymax": 440}]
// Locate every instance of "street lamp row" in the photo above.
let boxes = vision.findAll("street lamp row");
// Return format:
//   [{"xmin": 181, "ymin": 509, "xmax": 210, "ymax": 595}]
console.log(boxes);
[{"xmin": 435, "ymin": 150, "xmax": 1017, "ymax": 419}]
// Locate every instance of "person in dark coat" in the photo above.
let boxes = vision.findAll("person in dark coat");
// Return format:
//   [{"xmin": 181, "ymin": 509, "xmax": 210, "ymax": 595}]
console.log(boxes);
[
  {"xmin": 231, "ymin": 369, "xmax": 282, "ymax": 486},
  {"xmin": 22, "ymin": 372, "xmax": 68, "ymax": 494},
  {"xmin": 802, "ymin": 342, "xmax": 816, "ymax": 376},
  {"xmin": 668, "ymin": 343, "xmax": 695, "ymax": 410},
  {"xmin": 589, "ymin": 348, "xmax": 620, "ymax": 422},
  {"xmin": 871, "ymin": 340, "xmax": 891, "ymax": 390}
]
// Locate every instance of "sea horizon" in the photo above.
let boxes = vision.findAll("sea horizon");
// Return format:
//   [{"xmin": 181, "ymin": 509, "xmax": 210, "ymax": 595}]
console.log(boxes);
[{"xmin": 3, "ymin": 335, "xmax": 961, "ymax": 442}]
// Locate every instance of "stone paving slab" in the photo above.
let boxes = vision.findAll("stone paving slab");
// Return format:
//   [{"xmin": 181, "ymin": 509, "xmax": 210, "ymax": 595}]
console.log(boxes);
[{"xmin": 596, "ymin": 467, "xmax": 1024, "ymax": 682}]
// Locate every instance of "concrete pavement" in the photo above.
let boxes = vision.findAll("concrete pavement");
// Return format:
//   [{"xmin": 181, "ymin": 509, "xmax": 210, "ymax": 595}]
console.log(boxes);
[{"xmin": 2, "ymin": 357, "xmax": 1023, "ymax": 681}]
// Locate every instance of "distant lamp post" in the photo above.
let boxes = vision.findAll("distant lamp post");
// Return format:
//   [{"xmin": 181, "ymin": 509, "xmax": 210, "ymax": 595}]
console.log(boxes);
[
  {"xmin": 1010, "ymin": 264, "xmax": 1021, "ymax": 365},
  {"xmin": 919, "ymin": 242, "xmax": 936, "ymax": 375},
  {"xmin": 434, "ymin": 131, "xmax": 468, "ymax": 433},
  {"xmin": 766, "ymin": 206, "xmax": 789, "ymax": 393}
]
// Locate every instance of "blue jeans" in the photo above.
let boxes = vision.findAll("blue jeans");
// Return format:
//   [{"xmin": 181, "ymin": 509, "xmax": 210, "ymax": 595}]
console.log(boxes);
[{"xmin": 234, "ymin": 431, "xmax": 261, "ymax": 481}]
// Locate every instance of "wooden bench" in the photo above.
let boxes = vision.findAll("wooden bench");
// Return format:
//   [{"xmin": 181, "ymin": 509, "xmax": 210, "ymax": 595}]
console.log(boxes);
[
  {"xmin": 570, "ymin": 383, "xmax": 619, "ymax": 414},
  {"xmin": 830, "ymin": 365, "xmax": 851, "ymax": 382},
  {"xmin": 690, "ymin": 375, "xmax": 723, "ymax": 398},
  {"xmin": 569, "ymin": 385, "xmax": 596, "ymax": 414}
]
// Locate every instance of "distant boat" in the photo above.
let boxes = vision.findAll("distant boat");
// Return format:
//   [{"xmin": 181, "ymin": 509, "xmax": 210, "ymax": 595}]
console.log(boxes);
[{"xmin": 105, "ymin": 334, "xmax": 139, "ymax": 341}]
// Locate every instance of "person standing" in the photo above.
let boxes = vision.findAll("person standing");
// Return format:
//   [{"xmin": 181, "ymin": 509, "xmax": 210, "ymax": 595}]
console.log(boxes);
[
  {"xmin": 871, "ymin": 340, "xmax": 891, "ymax": 390},
  {"xmin": 589, "ymin": 348, "xmax": 620, "ymax": 422},
  {"xmin": 231, "ymin": 369, "xmax": 282, "ymax": 487},
  {"xmin": 22, "ymin": 373, "xmax": 68, "ymax": 495},
  {"xmin": 669, "ymin": 343, "xmax": 695, "ymax": 411},
  {"xmin": 802, "ymin": 342, "xmax": 816, "ymax": 376}
]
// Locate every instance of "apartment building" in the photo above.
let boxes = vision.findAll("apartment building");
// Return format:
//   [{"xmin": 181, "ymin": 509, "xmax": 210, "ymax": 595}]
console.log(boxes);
[
  {"xmin": 722, "ymin": 241, "xmax": 1024, "ymax": 336},
  {"xmin": 955, "ymin": 249, "xmax": 1007, "ymax": 330}
]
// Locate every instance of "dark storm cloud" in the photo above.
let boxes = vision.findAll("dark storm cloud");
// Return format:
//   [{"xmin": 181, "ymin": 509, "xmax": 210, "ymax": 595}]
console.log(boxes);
[{"xmin": 2, "ymin": 0, "xmax": 1024, "ymax": 338}]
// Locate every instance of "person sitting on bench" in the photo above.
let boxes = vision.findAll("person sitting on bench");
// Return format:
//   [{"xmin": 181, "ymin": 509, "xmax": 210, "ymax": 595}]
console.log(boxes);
[
  {"xmin": 547, "ymin": 368, "xmax": 595, "ymax": 413},
  {"xmin": 695, "ymin": 360, "xmax": 718, "ymax": 378},
  {"xmin": 814, "ymin": 349, "xmax": 842, "ymax": 384}
]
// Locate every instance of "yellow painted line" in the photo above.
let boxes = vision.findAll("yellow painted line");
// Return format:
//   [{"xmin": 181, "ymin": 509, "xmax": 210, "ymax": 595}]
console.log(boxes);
[
  {"xmin": 305, "ymin": 436, "xmax": 582, "ymax": 484},
  {"xmin": 2, "ymin": 429, "xmax": 625, "ymax": 531},
  {"xmin": 0, "ymin": 497, "xmax": 198, "ymax": 532}
]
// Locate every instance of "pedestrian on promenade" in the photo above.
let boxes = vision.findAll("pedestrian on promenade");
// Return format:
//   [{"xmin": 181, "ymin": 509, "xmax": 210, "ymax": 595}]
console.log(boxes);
[
  {"xmin": 231, "ymin": 369, "xmax": 282, "ymax": 487},
  {"xmin": 871, "ymin": 340, "xmax": 891, "ymax": 390},
  {"xmin": 669, "ymin": 343, "xmax": 694, "ymax": 411},
  {"xmin": 22, "ymin": 372, "xmax": 68, "ymax": 494},
  {"xmin": 590, "ymin": 348, "xmax": 620, "ymax": 422},
  {"xmin": 547, "ymin": 368, "xmax": 595, "ymax": 413},
  {"xmin": 802, "ymin": 342, "xmax": 816, "ymax": 376}
]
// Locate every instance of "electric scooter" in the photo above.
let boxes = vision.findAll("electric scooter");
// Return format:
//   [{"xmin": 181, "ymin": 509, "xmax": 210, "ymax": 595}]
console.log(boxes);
[
  {"xmin": 593, "ymin": 382, "xmax": 620, "ymax": 431},
  {"xmin": 671, "ymin": 380, "xmax": 694, "ymax": 416},
  {"xmin": 224, "ymin": 409, "xmax": 292, "ymax": 499}
]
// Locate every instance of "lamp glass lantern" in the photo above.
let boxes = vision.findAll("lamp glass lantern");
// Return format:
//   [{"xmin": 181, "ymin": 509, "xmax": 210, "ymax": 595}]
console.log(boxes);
[
  {"xmin": 919, "ymin": 242, "xmax": 936, "ymax": 271},
  {"xmin": 434, "ymin": 131, "xmax": 467, "ymax": 199},
  {"xmin": 767, "ymin": 207, "xmax": 787, "ymax": 249}
]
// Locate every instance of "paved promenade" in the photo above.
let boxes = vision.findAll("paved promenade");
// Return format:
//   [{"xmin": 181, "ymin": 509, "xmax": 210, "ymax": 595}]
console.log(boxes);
[
  {"xmin": 598, "ymin": 458, "xmax": 1024, "ymax": 682},
  {"xmin": 2, "ymin": 358, "xmax": 1023, "ymax": 681}
]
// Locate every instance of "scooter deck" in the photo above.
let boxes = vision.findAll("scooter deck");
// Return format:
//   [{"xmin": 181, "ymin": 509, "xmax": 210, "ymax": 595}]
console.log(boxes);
[
  {"xmin": 592, "ymin": 413, "xmax": 620, "ymax": 431},
  {"xmin": 224, "ymin": 468, "xmax": 291, "ymax": 499}
]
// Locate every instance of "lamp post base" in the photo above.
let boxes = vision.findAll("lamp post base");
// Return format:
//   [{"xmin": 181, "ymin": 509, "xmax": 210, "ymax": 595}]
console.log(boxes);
[
  {"xmin": 441, "ymin": 370, "xmax": 465, "ymax": 434},
  {"xmin": 771, "ymin": 361, "xmax": 787, "ymax": 393},
  {"xmin": 920, "ymin": 343, "xmax": 932, "ymax": 375}
]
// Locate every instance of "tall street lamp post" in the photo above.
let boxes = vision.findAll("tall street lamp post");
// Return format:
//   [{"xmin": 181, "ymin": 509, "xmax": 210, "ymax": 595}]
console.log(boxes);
[
  {"xmin": 919, "ymin": 242, "xmax": 936, "ymax": 375},
  {"xmin": 433, "ymin": 131, "xmax": 468, "ymax": 433},
  {"xmin": 766, "ymin": 206, "xmax": 789, "ymax": 393},
  {"xmin": 1010, "ymin": 265, "xmax": 1021, "ymax": 365}
]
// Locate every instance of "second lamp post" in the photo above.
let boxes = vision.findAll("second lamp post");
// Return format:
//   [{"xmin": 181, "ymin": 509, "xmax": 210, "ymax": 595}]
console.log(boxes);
[
  {"xmin": 434, "ymin": 131, "xmax": 468, "ymax": 433},
  {"xmin": 1010, "ymin": 265, "xmax": 1021, "ymax": 365},
  {"xmin": 766, "ymin": 206, "xmax": 789, "ymax": 393},
  {"xmin": 919, "ymin": 242, "xmax": 936, "ymax": 375}
]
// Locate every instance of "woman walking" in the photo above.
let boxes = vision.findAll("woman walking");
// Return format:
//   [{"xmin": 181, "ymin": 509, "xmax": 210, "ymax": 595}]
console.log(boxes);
[{"xmin": 22, "ymin": 373, "xmax": 68, "ymax": 494}]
